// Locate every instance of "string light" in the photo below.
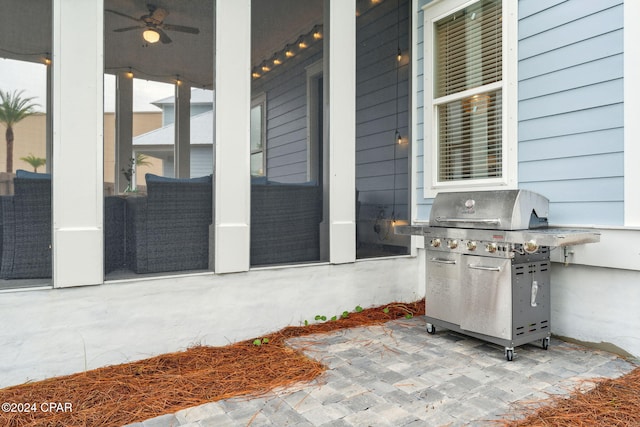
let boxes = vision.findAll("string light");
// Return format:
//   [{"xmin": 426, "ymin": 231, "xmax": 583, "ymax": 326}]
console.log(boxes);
[
  {"xmin": 284, "ymin": 44, "xmax": 295, "ymax": 58},
  {"xmin": 312, "ymin": 26, "xmax": 323, "ymax": 40},
  {"xmin": 252, "ymin": 25, "xmax": 324, "ymax": 80},
  {"xmin": 126, "ymin": 68, "xmax": 134, "ymax": 78}
]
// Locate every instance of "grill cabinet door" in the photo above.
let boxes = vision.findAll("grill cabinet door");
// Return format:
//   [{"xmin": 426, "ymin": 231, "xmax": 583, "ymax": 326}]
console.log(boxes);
[
  {"xmin": 426, "ymin": 251, "xmax": 461, "ymax": 325},
  {"xmin": 460, "ymin": 255, "xmax": 512, "ymax": 340}
]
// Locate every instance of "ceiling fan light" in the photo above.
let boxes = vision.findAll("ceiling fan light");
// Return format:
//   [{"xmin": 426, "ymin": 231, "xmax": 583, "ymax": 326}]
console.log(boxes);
[{"xmin": 143, "ymin": 28, "xmax": 161, "ymax": 43}]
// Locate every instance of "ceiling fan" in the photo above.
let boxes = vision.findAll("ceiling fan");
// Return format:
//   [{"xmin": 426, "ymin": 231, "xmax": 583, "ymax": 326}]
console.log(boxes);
[{"xmin": 106, "ymin": 3, "xmax": 199, "ymax": 44}]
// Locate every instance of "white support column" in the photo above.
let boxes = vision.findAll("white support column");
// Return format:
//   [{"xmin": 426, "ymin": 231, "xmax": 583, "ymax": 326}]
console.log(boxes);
[
  {"xmin": 52, "ymin": 0, "xmax": 104, "ymax": 287},
  {"xmin": 115, "ymin": 73, "xmax": 133, "ymax": 192},
  {"xmin": 328, "ymin": 0, "xmax": 356, "ymax": 264},
  {"xmin": 624, "ymin": 0, "xmax": 640, "ymax": 226},
  {"xmin": 214, "ymin": 0, "xmax": 251, "ymax": 273},
  {"xmin": 175, "ymin": 82, "xmax": 191, "ymax": 178},
  {"xmin": 46, "ymin": 63, "xmax": 53, "ymax": 173}
]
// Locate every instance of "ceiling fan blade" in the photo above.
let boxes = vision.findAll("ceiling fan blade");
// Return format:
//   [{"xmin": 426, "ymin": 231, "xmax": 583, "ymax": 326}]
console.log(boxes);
[
  {"xmin": 113, "ymin": 25, "xmax": 144, "ymax": 33},
  {"xmin": 105, "ymin": 9, "xmax": 142, "ymax": 23},
  {"xmin": 161, "ymin": 23, "xmax": 200, "ymax": 35},
  {"xmin": 157, "ymin": 28, "xmax": 173, "ymax": 44}
]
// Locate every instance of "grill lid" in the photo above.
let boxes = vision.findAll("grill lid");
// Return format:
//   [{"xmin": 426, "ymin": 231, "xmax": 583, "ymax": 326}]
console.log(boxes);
[{"xmin": 429, "ymin": 189, "xmax": 549, "ymax": 230}]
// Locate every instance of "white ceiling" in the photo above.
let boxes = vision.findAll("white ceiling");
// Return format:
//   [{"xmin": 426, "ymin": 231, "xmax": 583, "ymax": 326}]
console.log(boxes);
[{"xmin": 0, "ymin": 0, "xmax": 323, "ymax": 88}]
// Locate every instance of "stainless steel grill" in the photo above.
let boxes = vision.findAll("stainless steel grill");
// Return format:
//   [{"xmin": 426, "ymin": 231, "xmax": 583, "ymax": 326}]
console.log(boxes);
[{"xmin": 399, "ymin": 189, "xmax": 599, "ymax": 361}]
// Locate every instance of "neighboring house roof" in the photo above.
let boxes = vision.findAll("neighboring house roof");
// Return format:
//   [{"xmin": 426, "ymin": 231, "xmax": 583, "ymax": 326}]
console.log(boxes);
[
  {"xmin": 152, "ymin": 88, "xmax": 214, "ymax": 108},
  {"xmin": 133, "ymin": 110, "xmax": 213, "ymax": 147}
]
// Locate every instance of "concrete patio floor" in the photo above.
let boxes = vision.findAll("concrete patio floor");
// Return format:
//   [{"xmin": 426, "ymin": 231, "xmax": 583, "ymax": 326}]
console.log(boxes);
[{"xmin": 126, "ymin": 316, "xmax": 637, "ymax": 427}]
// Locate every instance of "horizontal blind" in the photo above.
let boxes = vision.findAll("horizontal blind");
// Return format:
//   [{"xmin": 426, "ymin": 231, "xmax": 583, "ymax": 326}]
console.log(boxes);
[
  {"xmin": 435, "ymin": 0, "xmax": 502, "ymax": 98},
  {"xmin": 438, "ymin": 89, "xmax": 502, "ymax": 181}
]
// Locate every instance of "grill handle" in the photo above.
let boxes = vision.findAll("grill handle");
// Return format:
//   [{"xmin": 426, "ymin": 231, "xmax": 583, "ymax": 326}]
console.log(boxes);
[
  {"xmin": 434, "ymin": 217, "xmax": 501, "ymax": 225},
  {"xmin": 429, "ymin": 258, "xmax": 457, "ymax": 265},
  {"xmin": 468, "ymin": 264, "xmax": 502, "ymax": 272}
]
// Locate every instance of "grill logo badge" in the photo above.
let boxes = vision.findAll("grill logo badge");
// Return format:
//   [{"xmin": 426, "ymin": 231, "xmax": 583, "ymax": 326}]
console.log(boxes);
[{"xmin": 463, "ymin": 199, "xmax": 476, "ymax": 214}]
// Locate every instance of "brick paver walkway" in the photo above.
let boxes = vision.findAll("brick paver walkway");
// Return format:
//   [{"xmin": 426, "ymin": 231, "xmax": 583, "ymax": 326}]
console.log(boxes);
[{"xmin": 125, "ymin": 317, "xmax": 636, "ymax": 426}]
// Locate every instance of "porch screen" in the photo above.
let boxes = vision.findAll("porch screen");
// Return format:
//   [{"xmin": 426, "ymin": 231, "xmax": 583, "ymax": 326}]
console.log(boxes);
[{"xmin": 434, "ymin": 0, "xmax": 502, "ymax": 181}]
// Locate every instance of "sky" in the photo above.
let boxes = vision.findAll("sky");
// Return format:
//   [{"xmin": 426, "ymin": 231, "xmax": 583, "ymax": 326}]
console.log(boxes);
[{"xmin": 0, "ymin": 58, "xmax": 174, "ymax": 113}]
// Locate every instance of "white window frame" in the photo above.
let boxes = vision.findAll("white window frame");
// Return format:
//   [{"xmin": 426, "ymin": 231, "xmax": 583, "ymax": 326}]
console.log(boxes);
[
  {"xmin": 422, "ymin": 0, "xmax": 517, "ymax": 197},
  {"xmin": 250, "ymin": 93, "xmax": 267, "ymax": 176}
]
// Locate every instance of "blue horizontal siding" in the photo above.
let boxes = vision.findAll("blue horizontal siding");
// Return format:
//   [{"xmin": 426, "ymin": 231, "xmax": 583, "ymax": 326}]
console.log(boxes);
[
  {"xmin": 518, "ymin": 4, "xmax": 622, "ymax": 59},
  {"xmin": 520, "ymin": 178, "xmax": 623, "ymax": 203},
  {"xmin": 518, "ymin": 30, "xmax": 622, "ymax": 80},
  {"xmin": 518, "ymin": 0, "xmax": 568, "ymax": 19},
  {"xmin": 519, "ymin": 104, "xmax": 623, "ymax": 141},
  {"xmin": 519, "ymin": 0, "xmax": 620, "ymax": 39},
  {"xmin": 356, "ymin": 0, "xmax": 410, "ymax": 220},
  {"xmin": 518, "ymin": 0, "xmax": 623, "ymax": 226},
  {"xmin": 519, "ymin": 79, "xmax": 622, "ymax": 121},
  {"xmin": 546, "ymin": 201, "xmax": 623, "ymax": 226},
  {"xmin": 519, "ymin": 152, "xmax": 623, "ymax": 182},
  {"xmin": 414, "ymin": 3, "xmax": 429, "ymax": 221},
  {"xmin": 519, "ymin": 54, "xmax": 623, "ymax": 101},
  {"xmin": 519, "ymin": 128, "xmax": 624, "ymax": 161}
]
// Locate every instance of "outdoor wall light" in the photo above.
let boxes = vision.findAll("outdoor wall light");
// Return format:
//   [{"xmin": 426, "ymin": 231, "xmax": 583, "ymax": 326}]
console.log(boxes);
[{"xmin": 143, "ymin": 28, "xmax": 161, "ymax": 44}]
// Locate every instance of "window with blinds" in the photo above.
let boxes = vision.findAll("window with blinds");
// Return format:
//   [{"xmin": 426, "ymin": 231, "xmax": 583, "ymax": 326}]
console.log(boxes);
[{"xmin": 433, "ymin": 0, "xmax": 502, "ymax": 182}]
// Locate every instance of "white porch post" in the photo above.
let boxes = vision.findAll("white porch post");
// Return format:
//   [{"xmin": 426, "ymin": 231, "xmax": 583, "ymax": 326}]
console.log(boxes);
[
  {"xmin": 51, "ymin": 0, "xmax": 104, "ymax": 287},
  {"xmin": 46, "ymin": 64, "xmax": 53, "ymax": 173},
  {"xmin": 214, "ymin": 0, "xmax": 251, "ymax": 273},
  {"xmin": 624, "ymin": 0, "xmax": 640, "ymax": 226},
  {"xmin": 328, "ymin": 0, "xmax": 356, "ymax": 264},
  {"xmin": 115, "ymin": 73, "xmax": 133, "ymax": 192},
  {"xmin": 175, "ymin": 82, "xmax": 191, "ymax": 178}
]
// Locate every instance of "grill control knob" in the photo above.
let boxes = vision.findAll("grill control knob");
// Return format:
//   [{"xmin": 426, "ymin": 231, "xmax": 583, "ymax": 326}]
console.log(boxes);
[
  {"xmin": 524, "ymin": 240, "xmax": 539, "ymax": 254},
  {"xmin": 485, "ymin": 242, "xmax": 498, "ymax": 253},
  {"xmin": 447, "ymin": 240, "xmax": 458, "ymax": 249},
  {"xmin": 467, "ymin": 241, "xmax": 477, "ymax": 251},
  {"xmin": 431, "ymin": 238, "xmax": 441, "ymax": 248}
]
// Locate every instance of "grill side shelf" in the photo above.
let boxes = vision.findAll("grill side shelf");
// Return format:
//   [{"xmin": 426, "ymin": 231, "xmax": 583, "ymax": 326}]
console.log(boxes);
[{"xmin": 505, "ymin": 229, "xmax": 600, "ymax": 247}]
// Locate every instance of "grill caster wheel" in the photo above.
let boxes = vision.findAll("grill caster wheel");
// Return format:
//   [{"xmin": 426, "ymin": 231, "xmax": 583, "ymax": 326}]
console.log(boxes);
[
  {"xmin": 542, "ymin": 337, "xmax": 550, "ymax": 350},
  {"xmin": 505, "ymin": 348, "xmax": 514, "ymax": 362},
  {"xmin": 426, "ymin": 323, "xmax": 436, "ymax": 334}
]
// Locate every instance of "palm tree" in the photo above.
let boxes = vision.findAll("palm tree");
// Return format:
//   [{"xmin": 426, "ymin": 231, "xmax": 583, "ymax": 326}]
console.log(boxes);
[
  {"xmin": 20, "ymin": 153, "xmax": 46, "ymax": 172},
  {"xmin": 0, "ymin": 90, "xmax": 39, "ymax": 173}
]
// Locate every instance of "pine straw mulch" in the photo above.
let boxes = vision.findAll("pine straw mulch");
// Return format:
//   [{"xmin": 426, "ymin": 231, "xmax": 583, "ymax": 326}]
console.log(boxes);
[
  {"xmin": 2, "ymin": 299, "xmax": 639, "ymax": 427},
  {"xmin": 0, "ymin": 300, "xmax": 424, "ymax": 427},
  {"xmin": 497, "ymin": 366, "xmax": 640, "ymax": 427}
]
